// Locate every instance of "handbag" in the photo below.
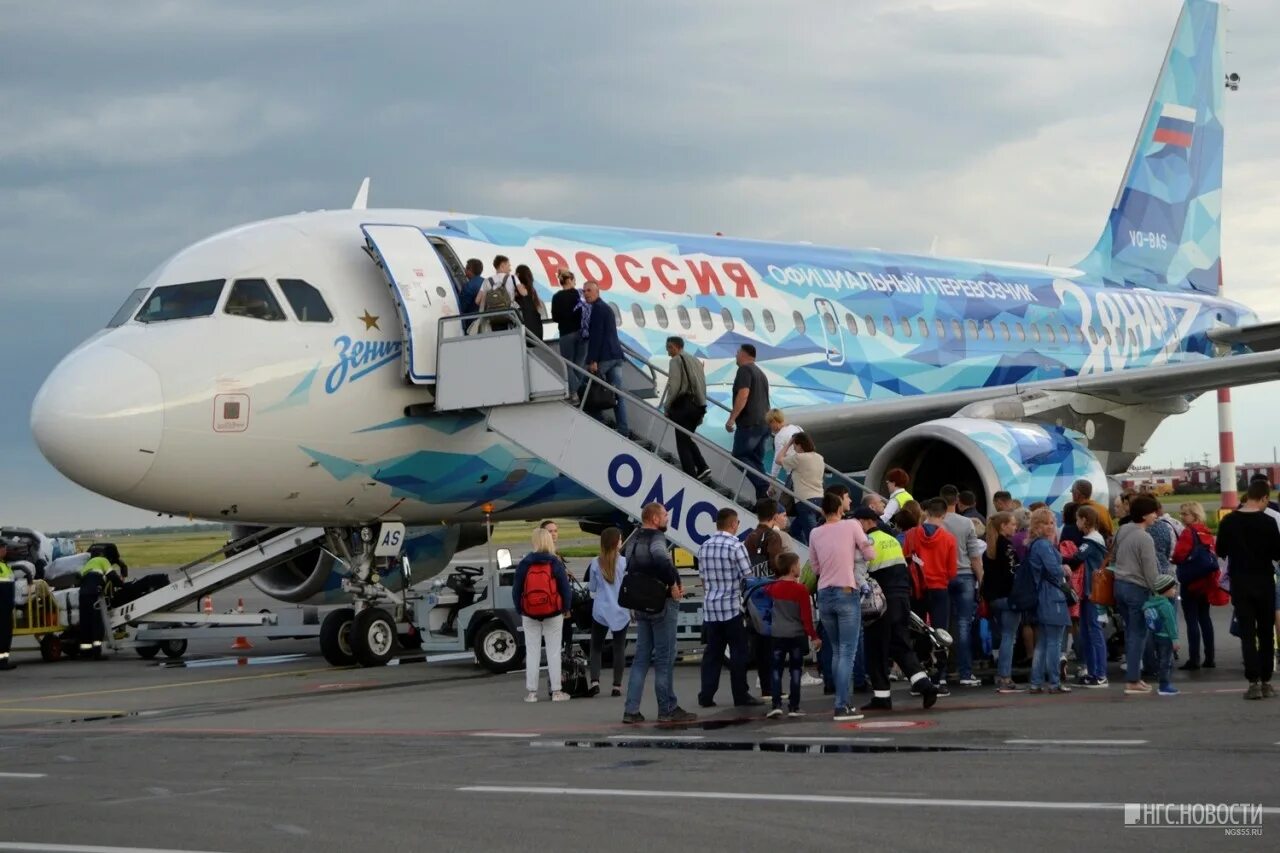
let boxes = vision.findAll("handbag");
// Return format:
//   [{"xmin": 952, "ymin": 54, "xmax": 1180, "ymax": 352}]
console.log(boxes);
[
  {"xmin": 1175, "ymin": 528, "xmax": 1218, "ymax": 586},
  {"xmin": 1090, "ymin": 564, "xmax": 1115, "ymax": 606},
  {"xmin": 584, "ymin": 379, "xmax": 617, "ymax": 412},
  {"xmin": 618, "ymin": 571, "xmax": 668, "ymax": 614},
  {"xmin": 860, "ymin": 578, "xmax": 886, "ymax": 623}
]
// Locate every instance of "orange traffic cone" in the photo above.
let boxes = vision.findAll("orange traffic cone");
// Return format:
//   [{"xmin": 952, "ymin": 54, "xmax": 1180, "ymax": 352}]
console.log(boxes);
[
  {"xmin": 231, "ymin": 634, "xmax": 254, "ymax": 651},
  {"xmin": 201, "ymin": 596, "xmax": 213, "ymax": 614}
]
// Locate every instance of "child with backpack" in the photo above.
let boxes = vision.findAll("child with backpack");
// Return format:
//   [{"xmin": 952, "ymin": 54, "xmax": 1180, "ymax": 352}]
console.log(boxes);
[
  {"xmin": 763, "ymin": 552, "xmax": 821, "ymax": 718},
  {"xmin": 1144, "ymin": 574, "xmax": 1180, "ymax": 696},
  {"xmin": 512, "ymin": 528, "xmax": 573, "ymax": 702}
]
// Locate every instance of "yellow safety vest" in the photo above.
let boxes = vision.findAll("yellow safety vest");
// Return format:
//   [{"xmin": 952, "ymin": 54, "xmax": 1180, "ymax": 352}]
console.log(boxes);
[
  {"xmin": 892, "ymin": 488, "xmax": 914, "ymax": 509},
  {"xmin": 80, "ymin": 556, "xmax": 112, "ymax": 577},
  {"xmin": 867, "ymin": 530, "xmax": 907, "ymax": 571},
  {"xmin": 0, "ymin": 560, "xmax": 11, "ymax": 583}
]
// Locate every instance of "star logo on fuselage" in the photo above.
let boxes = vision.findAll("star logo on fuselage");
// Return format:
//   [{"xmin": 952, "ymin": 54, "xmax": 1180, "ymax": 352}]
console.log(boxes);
[{"xmin": 359, "ymin": 310, "xmax": 380, "ymax": 331}]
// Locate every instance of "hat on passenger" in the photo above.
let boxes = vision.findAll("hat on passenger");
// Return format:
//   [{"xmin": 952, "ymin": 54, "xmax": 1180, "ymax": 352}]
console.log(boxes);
[
  {"xmin": 1153, "ymin": 574, "xmax": 1177, "ymax": 593},
  {"xmin": 851, "ymin": 507, "xmax": 879, "ymax": 521}
]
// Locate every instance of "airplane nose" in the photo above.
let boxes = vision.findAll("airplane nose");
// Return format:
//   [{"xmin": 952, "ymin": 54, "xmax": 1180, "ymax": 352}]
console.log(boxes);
[{"xmin": 31, "ymin": 345, "xmax": 164, "ymax": 499}]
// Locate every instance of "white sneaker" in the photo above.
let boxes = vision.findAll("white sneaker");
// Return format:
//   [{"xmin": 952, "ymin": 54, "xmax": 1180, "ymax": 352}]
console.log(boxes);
[
  {"xmin": 551, "ymin": 691, "xmax": 570, "ymax": 702},
  {"xmin": 958, "ymin": 676, "xmax": 982, "ymax": 688},
  {"xmin": 800, "ymin": 673, "xmax": 824, "ymax": 687},
  {"xmin": 524, "ymin": 692, "xmax": 539, "ymax": 703}
]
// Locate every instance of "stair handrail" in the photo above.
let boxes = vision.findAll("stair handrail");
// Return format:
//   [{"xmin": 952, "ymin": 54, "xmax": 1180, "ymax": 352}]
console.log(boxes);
[{"xmin": 440, "ymin": 316, "xmax": 826, "ymax": 520}]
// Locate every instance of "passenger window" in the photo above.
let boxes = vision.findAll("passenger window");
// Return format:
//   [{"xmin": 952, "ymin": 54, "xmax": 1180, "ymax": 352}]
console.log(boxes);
[
  {"xmin": 935, "ymin": 319, "xmax": 947, "ymax": 339},
  {"xmin": 999, "ymin": 321, "xmax": 1010, "ymax": 341},
  {"xmin": 108, "ymin": 288, "xmax": 148, "ymax": 328},
  {"xmin": 610, "ymin": 303, "xmax": 622, "ymax": 326},
  {"xmin": 966, "ymin": 319, "xmax": 979, "ymax": 340},
  {"xmin": 1074, "ymin": 326, "xmax": 1085, "ymax": 344},
  {"xmin": 793, "ymin": 311, "xmax": 806, "ymax": 333},
  {"xmin": 721, "ymin": 308, "xmax": 735, "ymax": 331},
  {"xmin": 1104, "ymin": 328, "xmax": 1113, "ymax": 346},
  {"xmin": 655, "ymin": 305, "xmax": 669, "ymax": 329},
  {"xmin": 845, "ymin": 313, "xmax": 858, "ymax": 336},
  {"xmin": 1016, "ymin": 323, "xmax": 1026, "ymax": 342},
  {"xmin": 700, "ymin": 307, "xmax": 714, "ymax": 330},
  {"xmin": 865, "ymin": 315, "xmax": 877, "ymax": 337},
  {"xmin": 882, "ymin": 315, "xmax": 895, "ymax": 337},
  {"xmin": 742, "ymin": 308, "xmax": 755, "ymax": 332},
  {"xmin": 951, "ymin": 319, "xmax": 963, "ymax": 340},
  {"xmin": 631, "ymin": 304, "xmax": 646, "ymax": 328},
  {"xmin": 1129, "ymin": 328, "xmax": 1139, "ymax": 348},
  {"xmin": 1045, "ymin": 324, "xmax": 1056, "ymax": 343},
  {"xmin": 1059, "ymin": 324, "xmax": 1071, "ymax": 343},
  {"xmin": 763, "ymin": 310, "xmax": 776, "ymax": 333},
  {"xmin": 135, "ymin": 279, "xmax": 225, "ymax": 323},
  {"xmin": 822, "ymin": 311, "xmax": 836, "ymax": 335},
  {"xmin": 278, "ymin": 279, "xmax": 333, "ymax": 322},
  {"xmin": 1088, "ymin": 327, "xmax": 1098, "ymax": 344},
  {"xmin": 1031, "ymin": 324, "xmax": 1042, "ymax": 343},
  {"xmin": 982, "ymin": 320, "xmax": 995, "ymax": 340},
  {"xmin": 677, "ymin": 306, "xmax": 691, "ymax": 329},
  {"xmin": 918, "ymin": 317, "xmax": 930, "ymax": 338},
  {"xmin": 900, "ymin": 317, "xmax": 912, "ymax": 338}
]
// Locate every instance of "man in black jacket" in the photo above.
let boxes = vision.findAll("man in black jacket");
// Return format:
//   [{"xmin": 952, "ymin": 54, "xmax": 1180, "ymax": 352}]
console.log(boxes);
[
  {"xmin": 549, "ymin": 268, "xmax": 585, "ymax": 399},
  {"xmin": 622, "ymin": 503, "xmax": 695, "ymax": 724},
  {"xmin": 1215, "ymin": 480, "xmax": 1280, "ymax": 699}
]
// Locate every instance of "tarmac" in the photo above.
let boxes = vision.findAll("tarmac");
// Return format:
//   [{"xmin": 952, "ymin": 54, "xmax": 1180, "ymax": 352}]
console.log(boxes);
[{"xmin": 0, "ymin": 565, "xmax": 1275, "ymax": 853}]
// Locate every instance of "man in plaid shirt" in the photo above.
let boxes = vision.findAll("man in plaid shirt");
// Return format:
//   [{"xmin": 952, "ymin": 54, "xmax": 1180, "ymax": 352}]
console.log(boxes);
[{"xmin": 697, "ymin": 508, "xmax": 766, "ymax": 709}]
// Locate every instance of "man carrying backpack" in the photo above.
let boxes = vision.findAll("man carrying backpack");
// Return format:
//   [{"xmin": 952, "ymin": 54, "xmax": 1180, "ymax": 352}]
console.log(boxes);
[
  {"xmin": 623, "ymin": 503, "xmax": 696, "ymax": 723},
  {"xmin": 512, "ymin": 528, "xmax": 573, "ymax": 703},
  {"xmin": 476, "ymin": 254, "xmax": 520, "ymax": 331},
  {"xmin": 697, "ymin": 509, "xmax": 765, "ymax": 709}
]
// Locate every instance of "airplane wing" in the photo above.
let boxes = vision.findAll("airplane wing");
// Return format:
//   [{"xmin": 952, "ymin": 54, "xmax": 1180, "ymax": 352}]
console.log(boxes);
[
  {"xmin": 787, "ymin": 349, "xmax": 1280, "ymax": 466},
  {"xmin": 1208, "ymin": 321, "xmax": 1280, "ymax": 353}
]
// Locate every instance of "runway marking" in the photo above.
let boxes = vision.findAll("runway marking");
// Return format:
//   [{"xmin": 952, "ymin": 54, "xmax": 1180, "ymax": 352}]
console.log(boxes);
[
  {"xmin": 3, "ymin": 666, "xmax": 339, "ymax": 703},
  {"xmin": 1004, "ymin": 739, "xmax": 1148, "ymax": 746},
  {"xmin": 469, "ymin": 732, "xmax": 542, "ymax": 738},
  {"xmin": 458, "ymin": 786, "xmax": 1280, "ymax": 814},
  {"xmin": 0, "ymin": 709, "xmax": 127, "ymax": 716},
  {"xmin": 0, "ymin": 845, "xmax": 231, "ymax": 853},
  {"xmin": 606, "ymin": 735, "xmax": 704, "ymax": 741},
  {"xmin": 0, "ymin": 772, "xmax": 47, "ymax": 779}
]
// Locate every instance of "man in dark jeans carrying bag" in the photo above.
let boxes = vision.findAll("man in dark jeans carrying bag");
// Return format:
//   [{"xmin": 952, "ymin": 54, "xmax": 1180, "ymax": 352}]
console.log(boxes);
[
  {"xmin": 664, "ymin": 337, "xmax": 710, "ymax": 482},
  {"xmin": 621, "ymin": 503, "xmax": 697, "ymax": 724}
]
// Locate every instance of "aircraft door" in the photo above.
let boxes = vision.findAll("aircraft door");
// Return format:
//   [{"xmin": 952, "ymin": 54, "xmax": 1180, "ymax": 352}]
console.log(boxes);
[
  {"xmin": 361, "ymin": 224, "xmax": 462, "ymax": 385},
  {"xmin": 813, "ymin": 297, "xmax": 845, "ymax": 367}
]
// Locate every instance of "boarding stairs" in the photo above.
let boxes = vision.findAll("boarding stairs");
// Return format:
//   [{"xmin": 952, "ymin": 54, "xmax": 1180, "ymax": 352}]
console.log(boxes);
[
  {"xmin": 107, "ymin": 526, "xmax": 327, "ymax": 630},
  {"xmin": 431, "ymin": 312, "xmax": 866, "ymax": 559}
]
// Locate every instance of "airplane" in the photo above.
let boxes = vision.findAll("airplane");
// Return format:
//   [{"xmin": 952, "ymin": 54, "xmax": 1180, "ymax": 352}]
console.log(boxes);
[{"xmin": 27, "ymin": 0, "xmax": 1280, "ymax": 659}]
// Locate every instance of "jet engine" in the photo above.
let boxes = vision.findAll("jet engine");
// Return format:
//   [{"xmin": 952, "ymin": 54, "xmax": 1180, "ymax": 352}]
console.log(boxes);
[
  {"xmin": 864, "ymin": 417, "xmax": 1108, "ymax": 514},
  {"xmin": 242, "ymin": 523, "xmax": 488, "ymax": 604}
]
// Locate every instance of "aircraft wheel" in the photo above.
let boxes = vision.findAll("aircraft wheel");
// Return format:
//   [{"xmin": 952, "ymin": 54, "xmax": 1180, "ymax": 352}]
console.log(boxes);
[
  {"xmin": 320, "ymin": 607, "xmax": 356, "ymax": 666},
  {"xmin": 352, "ymin": 607, "xmax": 397, "ymax": 667}
]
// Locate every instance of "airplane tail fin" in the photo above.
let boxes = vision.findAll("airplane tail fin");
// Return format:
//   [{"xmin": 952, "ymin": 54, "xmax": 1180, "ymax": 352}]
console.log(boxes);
[{"xmin": 1076, "ymin": 0, "xmax": 1225, "ymax": 293}]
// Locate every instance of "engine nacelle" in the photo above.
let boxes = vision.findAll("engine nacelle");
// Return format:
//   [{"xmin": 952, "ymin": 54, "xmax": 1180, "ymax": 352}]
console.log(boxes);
[
  {"xmin": 243, "ymin": 523, "xmax": 487, "ymax": 604},
  {"xmin": 865, "ymin": 418, "xmax": 1108, "ymax": 514}
]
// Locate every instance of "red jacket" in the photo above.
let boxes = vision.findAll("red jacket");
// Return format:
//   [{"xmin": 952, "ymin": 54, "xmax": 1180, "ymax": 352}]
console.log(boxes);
[
  {"xmin": 1171, "ymin": 522, "xmax": 1213, "ymax": 564},
  {"xmin": 904, "ymin": 523, "xmax": 958, "ymax": 591}
]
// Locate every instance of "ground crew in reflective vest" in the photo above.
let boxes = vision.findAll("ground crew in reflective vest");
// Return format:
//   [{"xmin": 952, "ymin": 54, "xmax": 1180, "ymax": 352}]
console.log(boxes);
[
  {"xmin": 0, "ymin": 540, "xmax": 15, "ymax": 670},
  {"xmin": 78, "ymin": 555, "xmax": 122, "ymax": 655},
  {"xmin": 853, "ymin": 508, "xmax": 938, "ymax": 710}
]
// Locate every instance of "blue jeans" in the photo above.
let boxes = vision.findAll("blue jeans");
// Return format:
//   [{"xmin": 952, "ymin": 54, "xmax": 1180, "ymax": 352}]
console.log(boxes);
[
  {"xmin": 1181, "ymin": 592, "xmax": 1215, "ymax": 666},
  {"xmin": 817, "ymin": 621, "xmax": 833, "ymax": 689},
  {"xmin": 817, "ymin": 587, "xmax": 861, "ymax": 710},
  {"xmin": 1114, "ymin": 579, "xmax": 1150, "ymax": 683},
  {"xmin": 625, "ymin": 599, "xmax": 678, "ymax": 715},
  {"xmin": 732, "ymin": 424, "xmax": 771, "ymax": 499},
  {"xmin": 790, "ymin": 497, "xmax": 822, "ymax": 545},
  {"xmin": 1031, "ymin": 623, "xmax": 1065, "ymax": 688},
  {"xmin": 1155, "ymin": 637, "xmax": 1174, "ymax": 690},
  {"xmin": 948, "ymin": 574, "xmax": 976, "ymax": 679},
  {"xmin": 770, "ymin": 636, "xmax": 806, "ymax": 711},
  {"xmin": 557, "ymin": 332, "xmax": 586, "ymax": 396},
  {"xmin": 991, "ymin": 598, "xmax": 1022, "ymax": 679},
  {"xmin": 1079, "ymin": 600, "xmax": 1108, "ymax": 679},
  {"xmin": 591, "ymin": 359, "xmax": 629, "ymax": 433},
  {"xmin": 853, "ymin": 632, "xmax": 867, "ymax": 688},
  {"xmin": 925, "ymin": 588, "xmax": 950, "ymax": 676}
]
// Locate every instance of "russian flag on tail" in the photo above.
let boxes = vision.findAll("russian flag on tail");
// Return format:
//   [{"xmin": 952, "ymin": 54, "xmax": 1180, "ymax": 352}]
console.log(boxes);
[{"xmin": 1153, "ymin": 103, "xmax": 1195, "ymax": 148}]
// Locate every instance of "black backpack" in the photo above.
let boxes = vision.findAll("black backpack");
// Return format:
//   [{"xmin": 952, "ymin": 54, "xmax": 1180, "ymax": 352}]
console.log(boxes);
[{"xmin": 561, "ymin": 646, "xmax": 591, "ymax": 697}]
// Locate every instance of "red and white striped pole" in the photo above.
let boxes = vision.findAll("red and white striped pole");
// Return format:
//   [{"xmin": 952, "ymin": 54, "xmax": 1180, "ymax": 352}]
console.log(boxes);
[{"xmin": 1217, "ymin": 266, "xmax": 1238, "ymax": 510}]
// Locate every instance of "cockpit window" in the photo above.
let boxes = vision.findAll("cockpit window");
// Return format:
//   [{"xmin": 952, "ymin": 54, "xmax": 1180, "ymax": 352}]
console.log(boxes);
[
  {"xmin": 225, "ymin": 279, "xmax": 286, "ymax": 321},
  {"xmin": 107, "ymin": 288, "xmax": 149, "ymax": 328},
  {"xmin": 135, "ymin": 280, "xmax": 226, "ymax": 323},
  {"xmin": 278, "ymin": 279, "xmax": 334, "ymax": 322}
]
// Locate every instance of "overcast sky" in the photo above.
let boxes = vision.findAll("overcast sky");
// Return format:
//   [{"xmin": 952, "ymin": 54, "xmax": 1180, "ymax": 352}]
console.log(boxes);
[{"xmin": 3, "ymin": 0, "xmax": 1278, "ymax": 530}]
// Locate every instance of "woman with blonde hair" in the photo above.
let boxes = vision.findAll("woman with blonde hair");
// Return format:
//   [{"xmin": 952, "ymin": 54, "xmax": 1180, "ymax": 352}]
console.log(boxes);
[
  {"xmin": 512, "ymin": 527, "xmax": 573, "ymax": 702},
  {"xmin": 1027, "ymin": 507, "xmax": 1072, "ymax": 693},
  {"xmin": 587, "ymin": 527, "xmax": 630, "ymax": 696},
  {"xmin": 1171, "ymin": 500, "xmax": 1218, "ymax": 670},
  {"xmin": 766, "ymin": 409, "xmax": 803, "ymax": 484}
]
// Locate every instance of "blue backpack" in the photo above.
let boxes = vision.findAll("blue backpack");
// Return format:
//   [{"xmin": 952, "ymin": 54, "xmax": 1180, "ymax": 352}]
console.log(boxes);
[
  {"xmin": 1009, "ymin": 554, "xmax": 1040, "ymax": 613},
  {"xmin": 1175, "ymin": 528, "xmax": 1217, "ymax": 586},
  {"xmin": 743, "ymin": 577, "xmax": 776, "ymax": 636}
]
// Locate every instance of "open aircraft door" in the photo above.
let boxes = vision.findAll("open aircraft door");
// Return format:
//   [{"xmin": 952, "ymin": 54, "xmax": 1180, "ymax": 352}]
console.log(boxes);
[{"xmin": 361, "ymin": 224, "xmax": 462, "ymax": 385}]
